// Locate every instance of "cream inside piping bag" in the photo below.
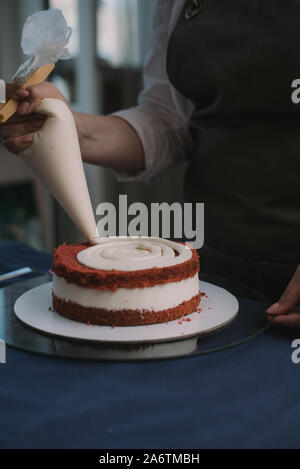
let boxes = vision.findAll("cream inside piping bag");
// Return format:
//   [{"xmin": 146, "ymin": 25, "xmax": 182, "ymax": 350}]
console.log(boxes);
[{"xmin": 21, "ymin": 98, "xmax": 101, "ymax": 244}]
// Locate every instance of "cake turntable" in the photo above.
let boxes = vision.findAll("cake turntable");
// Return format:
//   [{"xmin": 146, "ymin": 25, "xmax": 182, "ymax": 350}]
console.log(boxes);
[{"xmin": 0, "ymin": 274, "xmax": 272, "ymax": 361}]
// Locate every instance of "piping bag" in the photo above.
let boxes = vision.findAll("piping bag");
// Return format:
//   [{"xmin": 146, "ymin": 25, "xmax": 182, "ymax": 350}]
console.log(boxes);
[
  {"xmin": 0, "ymin": 9, "xmax": 101, "ymax": 244},
  {"xmin": 22, "ymin": 98, "xmax": 101, "ymax": 244}
]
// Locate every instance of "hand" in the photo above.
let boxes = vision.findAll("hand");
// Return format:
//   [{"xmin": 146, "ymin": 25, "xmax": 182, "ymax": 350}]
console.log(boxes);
[
  {"xmin": 266, "ymin": 265, "xmax": 300, "ymax": 327},
  {"xmin": 0, "ymin": 82, "xmax": 67, "ymax": 154},
  {"xmin": 13, "ymin": 81, "xmax": 68, "ymax": 116},
  {"xmin": 5, "ymin": 83, "xmax": 30, "ymax": 101},
  {"xmin": 0, "ymin": 113, "xmax": 46, "ymax": 154}
]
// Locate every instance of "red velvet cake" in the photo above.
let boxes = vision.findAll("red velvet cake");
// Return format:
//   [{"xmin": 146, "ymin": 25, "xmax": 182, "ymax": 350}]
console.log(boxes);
[{"xmin": 52, "ymin": 237, "xmax": 200, "ymax": 326}]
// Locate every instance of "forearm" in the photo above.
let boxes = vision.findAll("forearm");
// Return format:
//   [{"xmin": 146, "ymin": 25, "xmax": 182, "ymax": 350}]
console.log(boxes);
[{"xmin": 73, "ymin": 111, "xmax": 145, "ymax": 172}]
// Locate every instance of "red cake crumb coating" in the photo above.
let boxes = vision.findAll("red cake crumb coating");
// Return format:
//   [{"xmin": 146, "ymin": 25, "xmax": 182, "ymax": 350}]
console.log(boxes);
[
  {"xmin": 52, "ymin": 292, "xmax": 201, "ymax": 327},
  {"xmin": 52, "ymin": 242, "xmax": 199, "ymax": 291}
]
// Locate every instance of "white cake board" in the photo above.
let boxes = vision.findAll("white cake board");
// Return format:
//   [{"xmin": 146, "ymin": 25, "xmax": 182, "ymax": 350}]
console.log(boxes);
[{"xmin": 14, "ymin": 281, "xmax": 239, "ymax": 345}]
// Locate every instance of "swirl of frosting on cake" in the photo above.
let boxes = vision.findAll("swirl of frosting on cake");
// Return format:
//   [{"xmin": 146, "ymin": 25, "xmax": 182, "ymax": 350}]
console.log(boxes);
[{"xmin": 76, "ymin": 236, "xmax": 192, "ymax": 272}]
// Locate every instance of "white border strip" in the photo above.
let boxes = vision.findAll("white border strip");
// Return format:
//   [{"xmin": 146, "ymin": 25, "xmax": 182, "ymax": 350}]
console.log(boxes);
[{"xmin": 0, "ymin": 79, "xmax": 6, "ymax": 103}]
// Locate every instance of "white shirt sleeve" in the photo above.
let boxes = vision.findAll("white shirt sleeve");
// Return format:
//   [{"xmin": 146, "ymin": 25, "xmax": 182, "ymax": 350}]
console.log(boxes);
[
  {"xmin": 112, "ymin": 0, "xmax": 195, "ymax": 182},
  {"xmin": 0, "ymin": 79, "xmax": 6, "ymax": 103}
]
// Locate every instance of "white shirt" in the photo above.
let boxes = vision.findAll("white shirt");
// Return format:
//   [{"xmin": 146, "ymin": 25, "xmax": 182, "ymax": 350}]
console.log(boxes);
[{"xmin": 113, "ymin": 0, "xmax": 196, "ymax": 182}]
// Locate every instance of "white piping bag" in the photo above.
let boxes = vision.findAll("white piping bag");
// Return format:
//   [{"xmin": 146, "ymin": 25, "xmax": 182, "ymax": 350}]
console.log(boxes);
[{"xmin": 22, "ymin": 98, "xmax": 101, "ymax": 244}]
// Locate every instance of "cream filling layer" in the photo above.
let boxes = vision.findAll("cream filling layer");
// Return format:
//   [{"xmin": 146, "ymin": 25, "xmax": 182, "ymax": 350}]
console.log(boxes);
[{"xmin": 53, "ymin": 273, "xmax": 200, "ymax": 312}]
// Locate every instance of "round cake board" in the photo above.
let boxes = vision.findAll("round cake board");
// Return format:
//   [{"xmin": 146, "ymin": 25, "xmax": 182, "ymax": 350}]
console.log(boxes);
[{"xmin": 14, "ymin": 281, "xmax": 239, "ymax": 345}]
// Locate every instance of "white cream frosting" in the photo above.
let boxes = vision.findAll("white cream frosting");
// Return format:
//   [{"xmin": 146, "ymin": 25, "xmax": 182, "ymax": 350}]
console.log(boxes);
[
  {"xmin": 77, "ymin": 236, "xmax": 192, "ymax": 271},
  {"xmin": 21, "ymin": 98, "xmax": 99, "ymax": 244},
  {"xmin": 53, "ymin": 273, "xmax": 199, "ymax": 312}
]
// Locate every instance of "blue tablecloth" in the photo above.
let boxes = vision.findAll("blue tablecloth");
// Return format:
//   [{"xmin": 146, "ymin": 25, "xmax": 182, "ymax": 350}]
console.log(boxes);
[{"xmin": 0, "ymin": 242, "xmax": 300, "ymax": 449}]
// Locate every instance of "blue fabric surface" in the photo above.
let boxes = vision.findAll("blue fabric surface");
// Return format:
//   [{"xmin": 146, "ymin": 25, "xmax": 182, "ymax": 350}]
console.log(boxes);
[{"xmin": 0, "ymin": 243, "xmax": 300, "ymax": 449}]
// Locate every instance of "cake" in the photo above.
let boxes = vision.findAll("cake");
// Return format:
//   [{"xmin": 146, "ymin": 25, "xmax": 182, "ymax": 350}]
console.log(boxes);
[{"xmin": 52, "ymin": 236, "xmax": 200, "ymax": 326}]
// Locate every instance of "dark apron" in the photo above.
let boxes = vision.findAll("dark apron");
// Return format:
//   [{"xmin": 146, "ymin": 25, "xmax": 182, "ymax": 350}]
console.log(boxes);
[{"xmin": 167, "ymin": 0, "xmax": 300, "ymax": 301}]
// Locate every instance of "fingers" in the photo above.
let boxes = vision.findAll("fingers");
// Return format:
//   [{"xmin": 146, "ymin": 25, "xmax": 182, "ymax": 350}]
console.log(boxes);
[
  {"xmin": 271, "ymin": 312, "xmax": 300, "ymax": 328},
  {"xmin": 0, "ymin": 117, "xmax": 44, "ymax": 138},
  {"xmin": 4, "ymin": 113, "xmax": 46, "ymax": 125},
  {"xmin": 4, "ymin": 135, "xmax": 33, "ymax": 155},
  {"xmin": 27, "ymin": 82, "xmax": 62, "ymax": 100},
  {"xmin": 265, "ymin": 266, "xmax": 300, "ymax": 329},
  {"xmin": 3, "ymin": 82, "xmax": 67, "ymax": 117},
  {"xmin": 17, "ymin": 82, "xmax": 67, "ymax": 116},
  {"xmin": 0, "ymin": 115, "xmax": 45, "ymax": 139},
  {"xmin": 266, "ymin": 265, "xmax": 300, "ymax": 316},
  {"xmin": 5, "ymin": 83, "xmax": 30, "ymax": 101},
  {"xmin": 18, "ymin": 97, "xmax": 42, "ymax": 116}
]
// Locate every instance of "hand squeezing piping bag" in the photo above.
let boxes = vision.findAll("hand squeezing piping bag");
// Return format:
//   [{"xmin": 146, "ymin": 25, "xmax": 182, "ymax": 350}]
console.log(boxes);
[{"xmin": 21, "ymin": 98, "xmax": 101, "ymax": 244}]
